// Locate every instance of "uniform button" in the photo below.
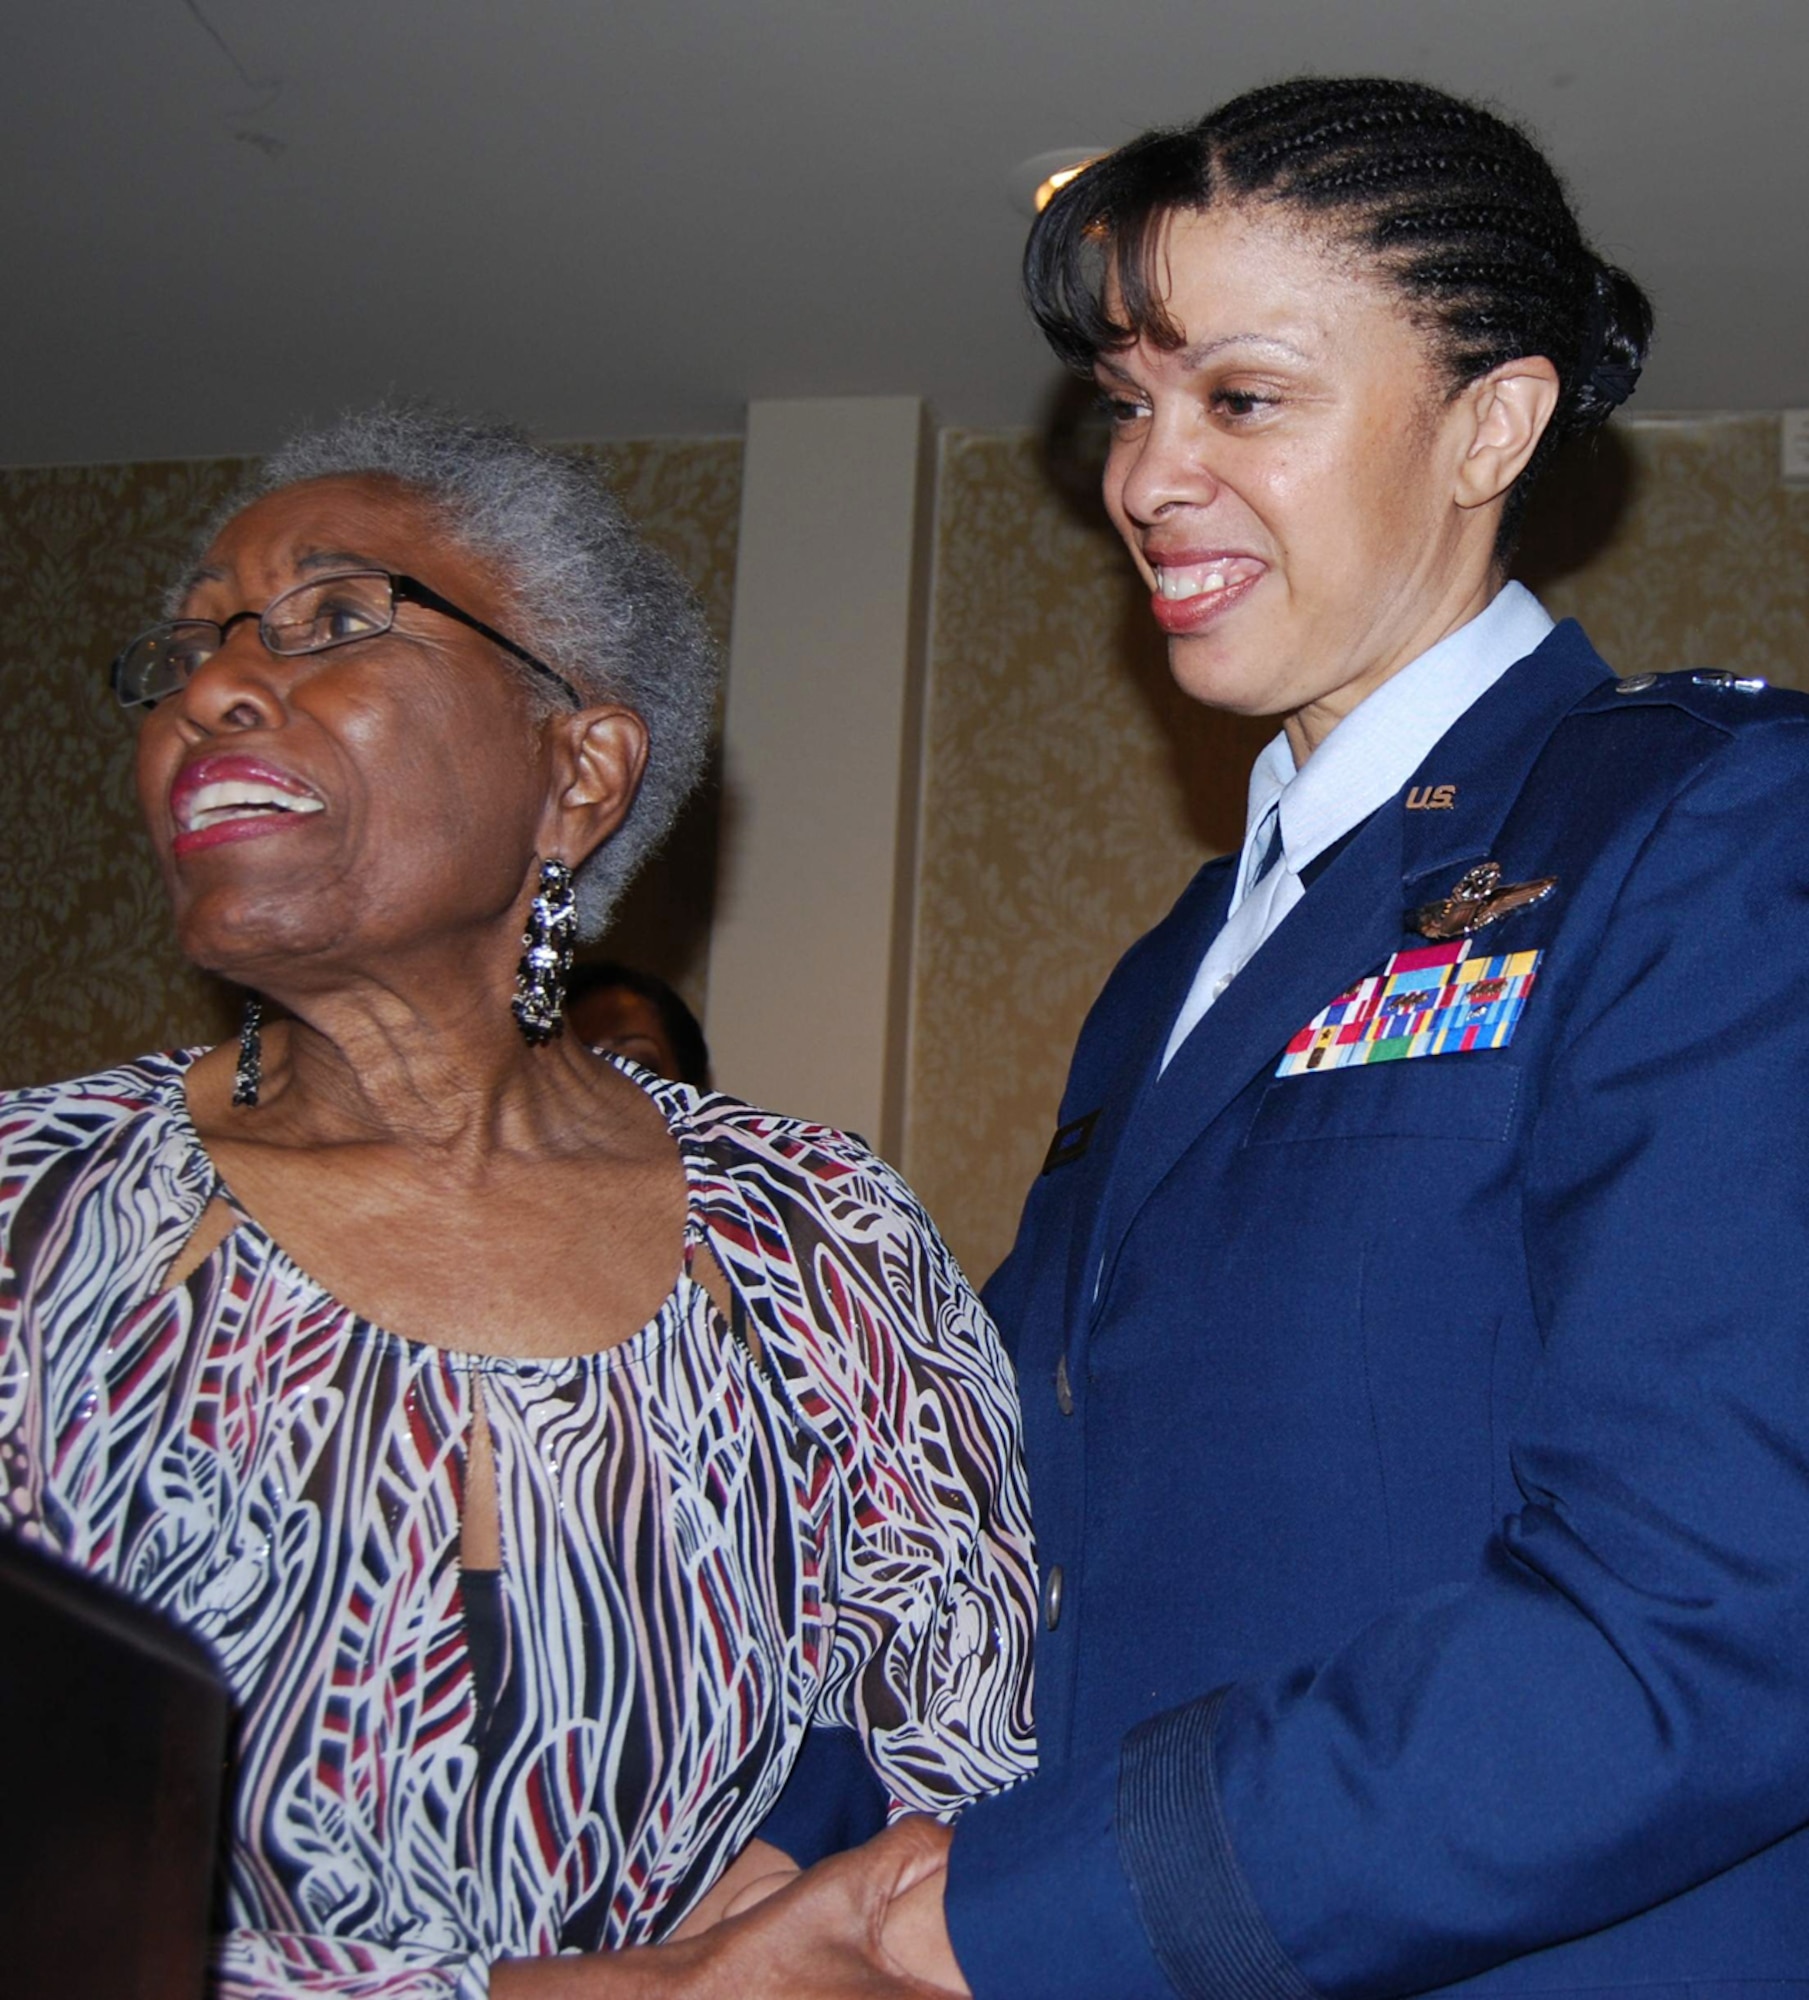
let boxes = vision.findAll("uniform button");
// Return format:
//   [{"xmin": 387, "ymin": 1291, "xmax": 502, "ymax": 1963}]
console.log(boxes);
[
  {"xmin": 1613, "ymin": 673, "xmax": 1657, "ymax": 694},
  {"xmin": 1054, "ymin": 1354, "xmax": 1074, "ymax": 1416},
  {"xmin": 1043, "ymin": 1563, "xmax": 1065, "ymax": 1630}
]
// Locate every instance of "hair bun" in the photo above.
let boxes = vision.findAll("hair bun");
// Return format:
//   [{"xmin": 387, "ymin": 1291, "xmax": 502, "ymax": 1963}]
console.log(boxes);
[{"xmin": 1573, "ymin": 263, "xmax": 1654, "ymax": 425}]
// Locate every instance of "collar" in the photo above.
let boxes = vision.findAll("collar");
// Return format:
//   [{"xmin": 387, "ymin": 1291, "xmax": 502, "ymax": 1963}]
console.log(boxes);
[{"xmin": 1239, "ymin": 582, "xmax": 1555, "ymax": 888}]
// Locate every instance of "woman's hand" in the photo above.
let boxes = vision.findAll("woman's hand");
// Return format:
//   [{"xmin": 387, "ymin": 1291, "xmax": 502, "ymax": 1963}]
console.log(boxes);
[
  {"xmin": 665, "ymin": 1838, "xmax": 801, "ymax": 1938},
  {"xmin": 490, "ymin": 1816, "xmax": 970, "ymax": 1997},
  {"xmin": 876, "ymin": 1841, "xmax": 968, "ymax": 1994}
]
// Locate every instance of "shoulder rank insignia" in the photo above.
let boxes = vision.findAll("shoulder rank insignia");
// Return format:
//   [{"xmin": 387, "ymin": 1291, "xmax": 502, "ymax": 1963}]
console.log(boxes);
[
  {"xmin": 1614, "ymin": 668, "xmax": 1767, "ymax": 696},
  {"xmin": 1277, "ymin": 939, "xmax": 1543, "ymax": 1077},
  {"xmin": 1689, "ymin": 668, "xmax": 1768, "ymax": 692},
  {"xmin": 1412, "ymin": 860, "xmax": 1555, "ymax": 942}
]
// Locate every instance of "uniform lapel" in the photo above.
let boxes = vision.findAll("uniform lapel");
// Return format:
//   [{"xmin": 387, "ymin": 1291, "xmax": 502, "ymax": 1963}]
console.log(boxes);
[
  {"xmin": 1079, "ymin": 621, "xmax": 1613, "ymax": 1330},
  {"xmin": 1059, "ymin": 860, "xmax": 1235, "ymax": 1323},
  {"xmin": 1395, "ymin": 620, "xmax": 1611, "ymax": 906},
  {"xmin": 1080, "ymin": 805, "xmax": 1406, "ymax": 1320}
]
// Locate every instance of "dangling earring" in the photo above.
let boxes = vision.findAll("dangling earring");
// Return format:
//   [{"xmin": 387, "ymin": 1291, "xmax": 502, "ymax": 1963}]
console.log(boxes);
[
  {"xmin": 512, "ymin": 858, "xmax": 577, "ymax": 1045},
  {"xmin": 232, "ymin": 994, "xmax": 264, "ymax": 1107}
]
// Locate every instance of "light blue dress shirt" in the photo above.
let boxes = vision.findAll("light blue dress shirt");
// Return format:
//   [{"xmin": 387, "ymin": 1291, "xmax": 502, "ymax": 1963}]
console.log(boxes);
[{"xmin": 1161, "ymin": 582, "xmax": 1556, "ymax": 1069}]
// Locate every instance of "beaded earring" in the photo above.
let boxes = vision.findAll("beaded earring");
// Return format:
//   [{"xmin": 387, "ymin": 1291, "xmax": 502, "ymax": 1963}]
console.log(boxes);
[
  {"xmin": 512, "ymin": 859, "xmax": 577, "ymax": 1044},
  {"xmin": 232, "ymin": 995, "xmax": 264, "ymax": 1107}
]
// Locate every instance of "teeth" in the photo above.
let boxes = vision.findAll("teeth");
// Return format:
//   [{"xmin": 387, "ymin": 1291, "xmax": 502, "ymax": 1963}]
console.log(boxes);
[
  {"xmin": 1155, "ymin": 563, "xmax": 1249, "ymax": 602},
  {"xmin": 181, "ymin": 781, "xmax": 324, "ymax": 831}
]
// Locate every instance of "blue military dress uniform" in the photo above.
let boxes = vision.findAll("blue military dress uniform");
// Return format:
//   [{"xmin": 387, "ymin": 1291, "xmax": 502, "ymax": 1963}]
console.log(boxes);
[{"xmin": 944, "ymin": 621, "xmax": 1809, "ymax": 1998}]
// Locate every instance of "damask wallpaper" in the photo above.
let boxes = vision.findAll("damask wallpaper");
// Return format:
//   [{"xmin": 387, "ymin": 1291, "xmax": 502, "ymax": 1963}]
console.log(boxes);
[
  {"xmin": 571, "ymin": 440, "xmax": 743, "ymax": 1006},
  {"xmin": 0, "ymin": 439, "xmax": 743, "ymax": 1091},
  {"xmin": 903, "ymin": 414, "xmax": 1809, "ymax": 1283},
  {"xmin": 1520, "ymin": 416, "xmax": 1808, "ymax": 688},
  {"xmin": 0, "ymin": 457, "xmax": 254, "ymax": 1090}
]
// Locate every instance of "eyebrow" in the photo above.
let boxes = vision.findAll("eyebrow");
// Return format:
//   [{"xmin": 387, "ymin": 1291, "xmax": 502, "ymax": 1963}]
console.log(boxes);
[
  {"xmin": 175, "ymin": 547, "xmax": 384, "ymax": 603},
  {"xmin": 295, "ymin": 548, "xmax": 384, "ymax": 574},
  {"xmin": 1096, "ymin": 333, "xmax": 1313, "ymax": 378},
  {"xmin": 1178, "ymin": 332, "xmax": 1313, "ymax": 367}
]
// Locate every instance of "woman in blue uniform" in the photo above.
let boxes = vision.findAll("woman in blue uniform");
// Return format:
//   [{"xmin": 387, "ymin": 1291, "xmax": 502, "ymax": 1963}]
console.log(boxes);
[{"xmin": 598, "ymin": 74, "xmax": 1809, "ymax": 2000}]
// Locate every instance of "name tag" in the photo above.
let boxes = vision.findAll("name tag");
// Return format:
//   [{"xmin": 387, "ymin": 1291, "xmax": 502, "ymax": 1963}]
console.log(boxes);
[
  {"xmin": 1042, "ymin": 1110, "xmax": 1099, "ymax": 1174},
  {"xmin": 1276, "ymin": 941, "xmax": 1542, "ymax": 1078}
]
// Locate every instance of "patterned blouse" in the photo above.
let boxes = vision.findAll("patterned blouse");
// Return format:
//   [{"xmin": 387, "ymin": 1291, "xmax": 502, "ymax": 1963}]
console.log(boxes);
[{"xmin": 0, "ymin": 1054, "xmax": 1036, "ymax": 1998}]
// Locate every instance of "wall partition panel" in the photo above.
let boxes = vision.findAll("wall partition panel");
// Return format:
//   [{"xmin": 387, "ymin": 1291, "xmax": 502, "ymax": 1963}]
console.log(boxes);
[{"xmin": 705, "ymin": 397, "xmax": 935, "ymax": 1158}]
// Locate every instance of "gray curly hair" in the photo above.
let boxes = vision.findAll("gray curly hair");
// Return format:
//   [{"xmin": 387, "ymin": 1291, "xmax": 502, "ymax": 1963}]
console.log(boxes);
[{"xmin": 189, "ymin": 402, "xmax": 719, "ymax": 940}]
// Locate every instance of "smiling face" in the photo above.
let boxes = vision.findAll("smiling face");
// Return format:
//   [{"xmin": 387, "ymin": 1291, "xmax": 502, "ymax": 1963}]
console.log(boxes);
[
  {"xmin": 1097, "ymin": 204, "xmax": 1508, "ymax": 757},
  {"xmin": 136, "ymin": 475, "xmax": 560, "ymax": 994}
]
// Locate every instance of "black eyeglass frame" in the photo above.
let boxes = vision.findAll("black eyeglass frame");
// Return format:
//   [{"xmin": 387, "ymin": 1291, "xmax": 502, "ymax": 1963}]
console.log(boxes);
[{"xmin": 110, "ymin": 569, "xmax": 583, "ymax": 711}]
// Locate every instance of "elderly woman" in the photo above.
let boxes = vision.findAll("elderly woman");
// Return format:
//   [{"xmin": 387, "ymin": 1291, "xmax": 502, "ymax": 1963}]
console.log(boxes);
[
  {"xmin": 598, "ymin": 74, "xmax": 1809, "ymax": 2000},
  {"xmin": 0, "ymin": 406, "xmax": 1035, "ymax": 1995}
]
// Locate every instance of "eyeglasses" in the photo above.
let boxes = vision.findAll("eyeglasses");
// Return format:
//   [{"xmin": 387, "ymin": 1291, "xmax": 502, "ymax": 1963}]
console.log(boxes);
[{"xmin": 110, "ymin": 569, "xmax": 582, "ymax": 710}]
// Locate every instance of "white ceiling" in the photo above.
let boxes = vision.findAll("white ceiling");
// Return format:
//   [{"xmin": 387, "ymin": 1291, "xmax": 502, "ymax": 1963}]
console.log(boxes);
[{"xmin": 6, "ymin": 0, "xmax": 1808, "ymax": 466}]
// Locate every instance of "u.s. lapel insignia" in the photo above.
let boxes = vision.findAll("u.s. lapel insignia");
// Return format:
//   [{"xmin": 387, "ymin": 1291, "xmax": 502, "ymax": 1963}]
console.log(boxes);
[
  {"xmin": 1276, "ymin": 940, "xmax": 1543, "ymax": 1077},
  {"xmin": 1412, "ymin": 860, "xmax": 1556, "ymax": 942}
]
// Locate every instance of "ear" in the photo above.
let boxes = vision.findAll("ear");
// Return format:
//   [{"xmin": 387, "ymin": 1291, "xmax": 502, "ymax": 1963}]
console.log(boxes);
[
  {"xmin": 537, "ymin": 704, "xmax": 651, "ymax": 867},
  {"xmin": 1451, "ymin": 357, "xmax": 1562, "ymax": 511}
]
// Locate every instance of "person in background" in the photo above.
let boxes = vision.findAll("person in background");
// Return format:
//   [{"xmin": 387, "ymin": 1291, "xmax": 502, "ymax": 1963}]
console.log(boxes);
[
  {"xmin": 566, "ymin": 961, "xmax": 710, "ymax": 1087},
  {"xmin": 0, "ymin": 403, "xmax": 1035, "ymax": 1997},
  {"xmin": 589, "ymin": 73, "xmax": 1809, "ymax": 2000}
]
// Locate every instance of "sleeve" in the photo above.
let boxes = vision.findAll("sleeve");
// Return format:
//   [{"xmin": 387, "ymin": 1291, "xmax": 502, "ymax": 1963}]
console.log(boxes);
[
  {"xmin": 723, "ymin": 1131, "xmax": 1039, "ymax": 1819},
  {"xmin": 0, "ymin": 1072, "xmax": 199, "ymax": 1541},
  {"xmin": 213, "ymin": 1931, "xmax": 489, "ymax": 1999},
  {"xmin": 826, "ymin": 1156, "xmax": 1038, "ymax": 1815},
  {"xmin": 750, "ymin": 1720, "xmax": 888, "ymax": 1864},
  {"xmin": 948, "ymin": 1739, "xmax": 1179, "ymax": 1999},
  {"xmin": 0, "ymin": 1091, "xmax": 491, "ymax": 2000},
  {"xmin": 963, "ymin": 723, "xmax": 1809, "ymax": 1998}
]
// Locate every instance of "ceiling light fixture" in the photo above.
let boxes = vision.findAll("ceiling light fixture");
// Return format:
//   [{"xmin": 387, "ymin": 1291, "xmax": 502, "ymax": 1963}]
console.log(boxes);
[{"xmin": 1008, "ymin": 148, "xmax": 1109, "ymax": 218}]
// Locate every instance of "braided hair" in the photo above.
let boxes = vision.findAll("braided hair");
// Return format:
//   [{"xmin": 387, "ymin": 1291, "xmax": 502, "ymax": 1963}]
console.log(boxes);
[{"xmin": 1025, "ymin": 77, "xmax": 1653, "ymax": 543}]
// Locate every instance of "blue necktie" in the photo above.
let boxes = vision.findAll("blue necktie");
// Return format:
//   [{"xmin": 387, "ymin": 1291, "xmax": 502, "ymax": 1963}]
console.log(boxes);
[{"xmin": 1242, "ymin": 803, "xmax": 1285, "ymax": 903}]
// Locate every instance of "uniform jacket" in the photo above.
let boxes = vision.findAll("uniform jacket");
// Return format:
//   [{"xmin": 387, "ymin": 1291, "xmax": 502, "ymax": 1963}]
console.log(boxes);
[{"xmin": 944, "ymin": 623, "xmax": 1809, "ymax": 1999}]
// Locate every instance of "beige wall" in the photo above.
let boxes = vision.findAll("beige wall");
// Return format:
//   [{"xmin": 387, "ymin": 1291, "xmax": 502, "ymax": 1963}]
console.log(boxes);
[
  {"xmin": 0, "ymin": 440, "xmax": 742, "ymax": 1091},
  {"xmin": 4, "ymin": 413, "xmax": 1805, "ymax": 1286}
]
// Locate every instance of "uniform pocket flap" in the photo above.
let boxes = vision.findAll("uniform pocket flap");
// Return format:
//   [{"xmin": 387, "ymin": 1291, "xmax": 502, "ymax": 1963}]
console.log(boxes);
[{"xmin": 1246, "ymin": 1058, "xmax": 1521, "ymax": 1145}]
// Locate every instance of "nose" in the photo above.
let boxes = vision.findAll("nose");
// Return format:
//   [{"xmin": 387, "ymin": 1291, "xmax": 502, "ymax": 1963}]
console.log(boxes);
[
  {"xmin": 170, "ymin": 616, "xmax": 287, "ymax": 736},
  {"xmin": 1109, "ymin": 405, "xmax": 1221, "ymax": 528}
]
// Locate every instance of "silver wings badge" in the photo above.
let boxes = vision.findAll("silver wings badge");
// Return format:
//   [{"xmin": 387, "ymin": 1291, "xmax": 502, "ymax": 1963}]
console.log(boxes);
[{"xmin": 1411, "ymin": 861, "xmax": 1556, "ymax": 942}]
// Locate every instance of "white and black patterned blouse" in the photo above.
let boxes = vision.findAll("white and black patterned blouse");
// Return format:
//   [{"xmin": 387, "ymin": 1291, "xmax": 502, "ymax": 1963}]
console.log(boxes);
[{"xmin": 0, "ymin": 1053, "xmax": 1037, "ymax": 1997}]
